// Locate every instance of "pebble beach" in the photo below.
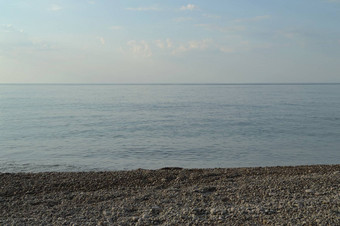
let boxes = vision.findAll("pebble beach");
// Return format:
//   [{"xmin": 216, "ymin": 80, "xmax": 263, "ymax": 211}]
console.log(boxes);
[{"xmin": 1, "ymin": 165, "xmax": 339, "ymax": 225}]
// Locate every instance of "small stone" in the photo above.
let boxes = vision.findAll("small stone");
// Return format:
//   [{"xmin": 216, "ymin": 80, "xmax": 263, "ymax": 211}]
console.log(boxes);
[
  {"xmin": 305, "ymin": 189, "xmax": 314, "ymax": 193},
  {"xmin": 210, "ymin": 208, "xmax": 217, "ymax": 215},
  {"xmin": 150, "ymin": 205, "xmax": 161, "ymax": 214},
  {"xmin": 131, "ymin": 216, "xmax": 138, "ymax": 221}
]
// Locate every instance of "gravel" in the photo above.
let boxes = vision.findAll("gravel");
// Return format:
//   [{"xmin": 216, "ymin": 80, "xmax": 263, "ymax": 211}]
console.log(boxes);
[{"xmin": 1, "ymin": 165, "xmax": 339, "ymax": 225}]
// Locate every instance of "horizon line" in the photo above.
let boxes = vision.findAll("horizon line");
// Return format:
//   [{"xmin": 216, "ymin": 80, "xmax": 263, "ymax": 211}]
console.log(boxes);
[{"xmin": 0, "ymin": 82, "xmax": 340, "ymax": 86}]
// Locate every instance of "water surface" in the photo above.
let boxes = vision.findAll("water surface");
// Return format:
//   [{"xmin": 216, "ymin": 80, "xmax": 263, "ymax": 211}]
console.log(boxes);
[{"xmin": 1, "ymin": 84, "xmax": 339, "ymax": 172}]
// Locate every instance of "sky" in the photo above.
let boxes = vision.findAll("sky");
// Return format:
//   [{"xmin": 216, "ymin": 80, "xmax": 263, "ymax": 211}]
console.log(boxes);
[{"xmin": 1, "ymin": 0, "xmax": 340, "ymax": 83}]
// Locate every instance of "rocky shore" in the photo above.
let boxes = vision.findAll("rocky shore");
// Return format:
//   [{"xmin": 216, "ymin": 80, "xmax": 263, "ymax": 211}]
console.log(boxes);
[{"xmin": 1, "ymin": 165, "xmax": 339, "ymax": 225}]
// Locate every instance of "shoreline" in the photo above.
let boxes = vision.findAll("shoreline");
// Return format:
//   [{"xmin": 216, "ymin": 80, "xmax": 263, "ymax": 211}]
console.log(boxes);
[{"xmin": 1, "ymin": 164, "xmax": 339, "ymax": 225}]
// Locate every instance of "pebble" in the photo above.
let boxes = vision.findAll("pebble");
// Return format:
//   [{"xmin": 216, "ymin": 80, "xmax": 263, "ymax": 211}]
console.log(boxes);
[
  {"xmin": 305, "ymin": 189, "xmax": 314, "ymax": 193},
  {"xmin": 210, "ymin": 208, "xmax": 217, "ymax": 215},
  {"xmin": 0, "ymin": 165, "xmax": 339, "ymax": 225}
]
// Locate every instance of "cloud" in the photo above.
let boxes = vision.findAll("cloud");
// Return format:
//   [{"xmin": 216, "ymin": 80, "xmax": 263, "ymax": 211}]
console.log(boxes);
[
  {"xmin": 126, "ymin": 40, "xmax": 152, "ymax": 57},
  {"xmin": 173, "ymin": 17, "xmax": 193, "ymax": 22},
  {"xmin": 0, "ymin": 25, "xmax": 57, "ymax": 56},
  {"xmin": 218, "ymin": 40, "xmax": 272, "ymax": 54},
  {"xmin": 1, "ymin": 24, "xmax": 24, "ymax": 33},
  {"xmin": 202, "ymin": 14, "xmax": 221, "ymax": 19},
  {"xmin": 180, "ymin": 4, "xmax": 198, "ymax": 11},
  {"xmin": 188, "ymin": 40, "xmax": 210, "ymax": 49},
  {"xmin": 219, "ymin": 47, "xmax": 234, "ymax": 53},
  {"xmin": 48, "ymin": 4, "xmax": 62, "ymax": 11},
  {"xmin": 166, "ymin": 39, "xmax": 173, "ymax": 48},
  {"xmin": 196, "ymin": 24, "xmax": 245, "ymax": 33},
  {"xmin": 233, "ymin": 15, "xmax": 271, "ymax": 23},
  {"xmin": 277, "ymin": 29, "xmax": 318, "ymax": 40},
  {"xmin": 172, "ymin": 39, "xmax": 211, "ymax": 55},
  {"xmin": 88, "ymin": 1, "xmax": 95, "ymax": 4},
  {"xmin": 109, "ymin": 26, "xmax": 122, "ymax": 30},
  {"xmin": 126, "ymin": 6, "xmax": 160, "ymax": 11},
  {"xmin": 31, "ymin": 39, "xmax": 57, "ymax": 51},
  {"xmin": 98, "ymin": 37, "xmax": 105, "ymax": 45},
  {"xmin": 155, "ymin": 40, "xmax": 164, "ymax": 49},
  {"xmin": 154, "ymin": 39, "xmax": 173, "ymax": 49}
]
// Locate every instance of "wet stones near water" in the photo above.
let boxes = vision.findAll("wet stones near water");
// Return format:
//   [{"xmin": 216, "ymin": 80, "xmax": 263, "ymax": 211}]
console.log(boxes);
[{"xmin": 0, "ymin": 164, "xmax": 339, "ymax": 225}]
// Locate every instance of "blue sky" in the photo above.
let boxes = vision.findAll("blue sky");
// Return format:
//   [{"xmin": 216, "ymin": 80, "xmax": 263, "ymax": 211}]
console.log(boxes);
[{"xmin": 1, "ymin": 0, "xmax": 340, "ymax": 83}]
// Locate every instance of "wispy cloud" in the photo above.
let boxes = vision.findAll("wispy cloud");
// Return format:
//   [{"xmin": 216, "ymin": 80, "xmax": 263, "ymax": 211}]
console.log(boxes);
[
  {"xmin": 126, "ymin": 40, "xmax": 152, "ymax": 58},
  {"xmin": 88, "ymin": 1, "xmax": 95, "ymax": 4},
  {"xmin": 196, "ymin": 24, "xmax": 245, "ymax": 33},
  {"xmin": 172, "ymin": 39, "xmax": 211, "ymax": 55},
  {"xmin": 31, "ymin": 39, "xmax": 57, "ymax": 51},
  {"xmin": 219, "ymin": 46, "xmax": 234, "ymax": 53},
  {"xmin": 154, "ymin": 38, "xmax": 212, "ymax": 55},
  {"xmin": 1, "ymin": 24, "xmax": 24, "ymax": 33},
  {"xmin": 173, "ymin": 17, "xmax": 193, "ymax": 22},
  {"xmin": 126, "ymin": 6, "xmax": 160, "ymax": 11},
  {"xmin": 155, "ymin": 40, "xmax": 165, "ymax": 49},
  {"xmin": 154, "ymin": 39, "xmax": 173, "ymax": 49},
  {"xmin": 109, "ymin": 26, "xmax": 122, "ymax": 30},
  {"xmin": 48, "ymin": 4, "xmax": 62, "ymax": 11},
  {"xmin": 180, "ymin": 4, "xmax": 198, "ymax": 11},
  {"xmin": 218, "ymin": 41, "xmax": 272, "ymax": 54},
  {"xmin": 276, "ymin": 29, "xmax": 319, "ymax": 40},
  {"xmin": 233, "ymin": 15, "xmax": 271, "ymax": 23},
  {"xmin": 202, "ymin": 14, "xmax": 221, "ymax": 19},
  {"xmin": 98, "ymin": 37, "xmax": 105, "ymax": 45}
]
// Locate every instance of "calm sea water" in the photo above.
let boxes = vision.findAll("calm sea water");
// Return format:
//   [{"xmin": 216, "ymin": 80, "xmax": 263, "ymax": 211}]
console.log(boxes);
[{"xmin": 0, "ymin": 84, "xmax": 339, "ymax": 172}]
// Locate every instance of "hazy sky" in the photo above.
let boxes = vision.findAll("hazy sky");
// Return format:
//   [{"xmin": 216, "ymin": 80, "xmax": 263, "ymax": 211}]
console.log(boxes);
[{"xmin": 1, "ymin": 0, "xmax": 340, "ymax": 83}]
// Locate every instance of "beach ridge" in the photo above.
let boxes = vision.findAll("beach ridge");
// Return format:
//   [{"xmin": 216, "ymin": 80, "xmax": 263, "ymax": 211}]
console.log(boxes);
[{"xmin": 1, "ymin": 164, "xmax": 339, "ymax": 225}]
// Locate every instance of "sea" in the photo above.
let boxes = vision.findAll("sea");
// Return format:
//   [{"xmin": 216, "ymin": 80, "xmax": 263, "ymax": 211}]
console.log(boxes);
[{"xmin": 0, "ymin": 84, "xmax": 339, "ymax": 172}]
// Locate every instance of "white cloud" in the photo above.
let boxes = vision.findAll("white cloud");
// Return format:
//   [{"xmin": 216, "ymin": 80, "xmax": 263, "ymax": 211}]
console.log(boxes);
[
  {"xmin": 219, "ymin": 47, "xmax": 234, "ymax": 53},
  {"xmin": 155, "ymin": 40, "xmax": 165, "ymax": 49},
  {"xmin": 31, "ymin": 39, "xmax": 57, "ymax": 51},
  {"xmin": 0, "ymin": 24, "xmax": 24, "ymax": 33},
  {"xmin": 88, "ymin": 1, "xmax": 95, "ymax": 4},
  {"xmin": 180, "ymin": 4, "xmax": 198, "ymax": 11},
  {"xmin": 126, "ymin": 40, "xmax": 152, "ymax": 57},
  {"xmin": 109, "ymin": 26, "xmax": 122, "ymax": 30},
  {"xmin": 202, "ymin": 14, "xmax": 221, "ymax": 19},
  {"xmin": 154, "ymin": 39, "xmax": 173, "ymax": 49},
  {"xmin": 196, "ymin": 24, "xmax": 245, "ymax": 33},
  {"xmin": 98, "ymin": 37, "xmax": 105, "ymax": 45},
  {"xmin": 172, "ymin": 39, "xmax": 211, "ymax": 55},
  {"xmin": 188, "ymin": 40, "xmax": 210, "ymax": 49},
  {"xmin": 126, "ymin": 6, "xmax": 160, "ymax": 11},
  {"xmin": 233, "ymin": 15, "xmax": 271, "ymax": 23},
  {"xmin": 49, "ymin": 4, "xmax": 62, "ymax": 11},
  {"xmin": 281, "ymin": 32, "xmax": 296, "ymax": 39},
  {"xmin": 0, "ymin": 25, "xmax": 58, "ymax": 56},
  {"xmin": 173, "ymin": 17, "xmax": 193, "ymax": 22},
  {"xmin": 166, "ymin": 39, "xmax": 173, "ymax": 48},
  {"xmin": 277, "ymin": 30, "xmax": 307, "ymax": 40}
]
